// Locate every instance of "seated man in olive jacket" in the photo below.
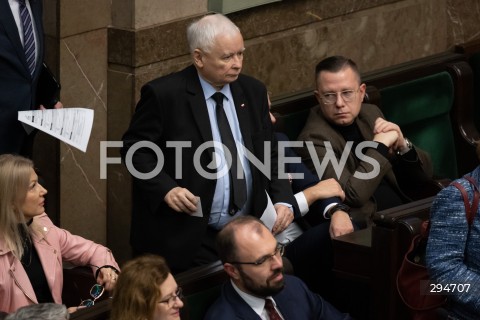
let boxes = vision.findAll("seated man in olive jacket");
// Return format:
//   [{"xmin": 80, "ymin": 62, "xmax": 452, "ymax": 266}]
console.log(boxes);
[{"xmin": 296, "ymin": 56, "xmax": 433, "ymax": 226}]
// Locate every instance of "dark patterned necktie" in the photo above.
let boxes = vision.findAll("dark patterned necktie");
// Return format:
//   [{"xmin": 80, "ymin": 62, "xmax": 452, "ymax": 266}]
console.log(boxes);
[
  {"xmin": 265, "ymin": 298, "xmax": 282, "ymax": 320},
  {"xmin": 18, "ymin": 0, "xmax": 36, "ymax": 76},
  {"xmin": 212, "ymin": 92, "xmax": 247, "ymax": 215}
]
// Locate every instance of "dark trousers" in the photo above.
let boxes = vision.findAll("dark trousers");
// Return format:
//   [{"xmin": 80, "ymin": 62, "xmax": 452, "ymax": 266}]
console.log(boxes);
[
  {"xmin": 191, "ymin": 226, "xmax": 220, "ymax": 269},
  {"xmin": 285, "ymin": 222, "xmax": 334, "ymax": 298}
]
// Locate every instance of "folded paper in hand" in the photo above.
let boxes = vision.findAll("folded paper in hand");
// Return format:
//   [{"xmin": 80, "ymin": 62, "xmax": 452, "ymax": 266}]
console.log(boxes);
[{"xmin": 18, "ymin": 108, "xmax": 94, "ymax": 152}]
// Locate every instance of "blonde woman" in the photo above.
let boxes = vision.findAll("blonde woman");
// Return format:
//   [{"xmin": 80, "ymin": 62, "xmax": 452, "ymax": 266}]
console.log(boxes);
[
  {"xmin": 0, "ymin": 154, "xmax": 119, "ymax": 313},
  {"xmin": 111, "ymin": 255, "xmax": 184, "ymax": 320}
]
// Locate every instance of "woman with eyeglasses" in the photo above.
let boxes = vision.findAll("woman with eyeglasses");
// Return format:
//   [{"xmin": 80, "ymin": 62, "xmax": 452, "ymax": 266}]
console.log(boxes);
[
  {"xmin": 111, "ymin": 254, "xmax": 184, "ymax": 320},
  {"xmin": 0, "ymin": 154, "xmax": 120, "ymax": 314}
]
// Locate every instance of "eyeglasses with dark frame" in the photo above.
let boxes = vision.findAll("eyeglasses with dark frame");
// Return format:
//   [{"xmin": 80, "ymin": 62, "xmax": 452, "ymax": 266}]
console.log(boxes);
[
  {"xmin": 320, "ymin": 88, "xmax": 359, "ymax": 105},
  {"xmin": 158, "ymin": 287, "xmax": 184, "ymax": 308},
  {"xmin": 79, "ymin": 284, "xmax": 104, "ymax": 307},
  {"xmin": 228, "ymin": 243, "xmax": 285, "ymax": 266}
]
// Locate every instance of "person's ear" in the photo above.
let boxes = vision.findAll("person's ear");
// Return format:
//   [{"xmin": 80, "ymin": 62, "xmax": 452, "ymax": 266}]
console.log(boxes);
[
  {"xmin": 224, "ymin": 263, "xmax": 240, "ymax": 280},
  {"xmin": 193, "ymin": 49, "xmax": 204, "ymax": 68},
  {"xmin": 358, "ymin": 83, "xmax": 367, "ymax": 100},
  {"xmin": 314, "ymin": 90, "xmax": 321, "ymax": 104}
]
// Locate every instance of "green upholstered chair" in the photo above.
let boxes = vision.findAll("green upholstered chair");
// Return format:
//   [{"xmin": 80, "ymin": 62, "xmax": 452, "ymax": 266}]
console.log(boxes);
[
  {"xmin": 273, "ymin": 108, "xmax": 310, "ymax": 141},
  {"xmin": 176, "ymin": 261, "xmax": 227, "ymax": 320},
  {"xmin": 379, "ymin": 72, "xmax": 458, "ymax": 179}
]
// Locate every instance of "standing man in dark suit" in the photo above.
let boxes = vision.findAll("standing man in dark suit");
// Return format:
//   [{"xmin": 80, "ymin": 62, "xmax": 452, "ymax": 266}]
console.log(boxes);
[
  {"xmin": 0, "ymin": 0, "xmax": 62, "ymax": 156},
  {"xmin": 121, "ymin": 13, "xmax": 298, "ymax": 273},
  {"xmin": 204, "ymin": 216, "xmax": 353, "ymax": 320}
]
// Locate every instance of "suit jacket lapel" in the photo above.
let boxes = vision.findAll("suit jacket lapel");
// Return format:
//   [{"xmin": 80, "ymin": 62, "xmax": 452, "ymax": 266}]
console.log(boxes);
[
  {"xmin": 185, "ymin": 66, "xmax": 214, "ymax": 160},
  {"xmin": 230, "ymin": 81, "xmax": 254, "ymax": 152},
  {"xmin": 223, "ymin": 281, "xmax": 263, "ymax": 319},
  {"xmin": 0, "ymin": 0, "xmax": 29, "ymax": 75}
]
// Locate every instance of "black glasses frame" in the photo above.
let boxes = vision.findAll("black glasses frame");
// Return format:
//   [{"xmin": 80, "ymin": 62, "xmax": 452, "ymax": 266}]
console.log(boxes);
[{"xmin": 228, "ymin": 243, "xmax": 285, "ymax": 266}]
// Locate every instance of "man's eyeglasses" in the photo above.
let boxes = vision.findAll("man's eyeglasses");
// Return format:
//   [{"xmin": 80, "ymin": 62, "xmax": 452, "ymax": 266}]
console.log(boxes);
[
  {"xmin": 320, "ymin": 89, "xmax": 358, "ymax": 105},
  {"xmin": 79, "ymin": 284, "xmax": 104, "ymax": 307},
  {"xmin": 158, "ymin": 287, "xmax": 184, "ymax": 308},
  {"xmin": 229, "ymin": 243, "xmax": 285, "ymax": 266}
]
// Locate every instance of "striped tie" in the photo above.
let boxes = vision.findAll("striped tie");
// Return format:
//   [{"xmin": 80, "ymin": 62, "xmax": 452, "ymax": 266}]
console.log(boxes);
[{"xmin": 18, "ymin": 0, "xmax": 36, "ymax": 76}]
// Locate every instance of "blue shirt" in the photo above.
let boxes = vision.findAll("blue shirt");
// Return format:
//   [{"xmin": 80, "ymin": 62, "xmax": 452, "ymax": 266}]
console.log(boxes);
[{"xmin": 198, "ymin": 75, "xmax": 253, "ymax": 229}]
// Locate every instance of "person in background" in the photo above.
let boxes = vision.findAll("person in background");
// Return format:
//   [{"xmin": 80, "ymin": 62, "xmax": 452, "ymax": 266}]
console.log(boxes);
[
  {"xmin": 1, "ymin": 0, "xmax": 62, "ymax": 157},
  {"xmin": 267, "ymin": 94, "xmax": 353, "ymax": 237},
  {"xmin": 204, "ymin": 216, "xmax": 353, "ymax": 320},
  {"xmin": 296, "ymin": 55, "xmax": 433, "ymax": 226},
  {"xmin": 5, "ymin": 303, "xmax": 69, "ymax": 320},
  {"xmin": 121, "ymin": 13, "xmax": 298, "ymax": 273},
  {"xmin": 0, "ymin": 154, "xmax": 119, "ymax": 313},
  {"xmin": 426, "ymin": 142, "xmax": 480, "ymax": 320},
  {"xmin": 111, "ymin": 254, "xmax": 184, "ymax": 320},
  {"xmin": 267, "ymin": 94, "xmax": 354, "ymax": 300}
]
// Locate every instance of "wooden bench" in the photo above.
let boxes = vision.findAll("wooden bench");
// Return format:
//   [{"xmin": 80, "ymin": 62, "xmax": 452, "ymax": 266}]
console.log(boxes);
[
  {"xmin": 332, "ymin": 197, "xmax": 434, "ymax": 320},
  {"xmin": 176, "ymin": 260, "xmax": 227, "ymax": 320},
  {"xmin": 455, "ymin": 39, "xmax": 480, "ymax": 133},
  {"xmin": 63, "ymin": 266, "xmax": 111, "ymax": 320}
]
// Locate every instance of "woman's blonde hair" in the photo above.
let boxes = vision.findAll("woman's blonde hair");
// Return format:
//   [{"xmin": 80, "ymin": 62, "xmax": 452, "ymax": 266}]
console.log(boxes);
[
  {"xmin": 0, "ymin": 154, "xmax": 34, "ymax": 260},
  {"xmin": 111, "ymin": 254, "xmax": 172, "ymax": 320}
]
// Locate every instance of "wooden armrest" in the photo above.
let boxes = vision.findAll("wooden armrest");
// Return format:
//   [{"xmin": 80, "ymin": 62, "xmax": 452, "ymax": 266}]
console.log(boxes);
[
  {"xmin": 69, "ymin": 299, "xmax": 111, "ymax": 320},
  {"xmin": 175, "ymin": 260, "xmax": 227, "ymax": 295},
  {"xmin": 373, "ymin": 196, "xmax": 434, "ymax": 228},
  {"xmin": 332, "ymin": 227, "xmax": 372, "ymax": 282},
  {"xmin": 62, "ymin": 266, "xmax": 97, "ymax": 308}
]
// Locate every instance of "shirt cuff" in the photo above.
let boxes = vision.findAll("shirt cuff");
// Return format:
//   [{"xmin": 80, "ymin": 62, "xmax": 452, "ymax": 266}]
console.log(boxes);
[
  {"xmin": 294, "ymin": 192, "xmax": 309, "ymax": 216},
  {"xmin": 323, "ymin": 202, "xmax": 339, "ymax": 219}
]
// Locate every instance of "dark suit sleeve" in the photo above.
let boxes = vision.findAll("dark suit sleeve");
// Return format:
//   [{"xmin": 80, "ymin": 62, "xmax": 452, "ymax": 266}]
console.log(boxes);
[
  {"xmin": 275, "ymin": 132, "xmax": 341, "ymax": 217},
  {"xmin": 278, "ymin": 276, "xmax": 354, "ymax": 320},
  {"xmin": 121, "ymin": 82, "xmax": 178, "ymax": 212},
  {"xmin": 247, "ymin": 90, "xmax": 300, "ymax": 218},
  {"xmin": 269, "ymin": 129, "xmax": 301, "ymax": 218}
]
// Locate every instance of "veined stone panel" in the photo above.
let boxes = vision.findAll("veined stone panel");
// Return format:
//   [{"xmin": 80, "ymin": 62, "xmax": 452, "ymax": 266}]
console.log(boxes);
[
  {"xmin": 242, "ymin": 0, "xmax": 448, "ymax": 95},
  {"xmin": 59, "ymin": 30, "xmax": 108, "ymax": 244},
  {"xmin": 59, "ymin": 0, "xmax": 111, "ymax": 38}
]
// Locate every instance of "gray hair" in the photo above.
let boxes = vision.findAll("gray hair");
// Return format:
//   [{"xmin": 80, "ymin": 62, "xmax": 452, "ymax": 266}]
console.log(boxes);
[
  {"xmin": 186, "ymin": 13, "xmax": 240, "ymax": 53},
  {"xmin": 5, "ymin": 304, "xmax": 69, "ymax": 320}
]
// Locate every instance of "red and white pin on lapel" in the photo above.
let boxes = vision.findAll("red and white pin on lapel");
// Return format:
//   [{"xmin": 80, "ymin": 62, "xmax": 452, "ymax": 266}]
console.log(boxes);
[{"xmin": 240, "ymin": 103, "xmax": 246, "ymax": 108}]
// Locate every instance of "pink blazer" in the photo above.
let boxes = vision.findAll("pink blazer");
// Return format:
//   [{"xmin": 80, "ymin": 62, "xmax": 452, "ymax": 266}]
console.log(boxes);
[{"xmin": 0, "ymin": 213, "xmax": 119, "ymax": 313}]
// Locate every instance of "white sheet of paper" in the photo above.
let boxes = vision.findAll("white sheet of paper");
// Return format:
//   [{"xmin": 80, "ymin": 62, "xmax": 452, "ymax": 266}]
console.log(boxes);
[
  {"xmin": 18, "ymin": 108, "xmax": 94, "ymax": 152},
  {"xmin": 260, "ymin": 190, "xmax": 300, "ymax": 244},
  {"xmin": 190, "ymin": 197, "xmax": 203, "ymax": 217},
  {"xmin": 260, "ymin": 190, "xmax": 277, "ymax": 231}
]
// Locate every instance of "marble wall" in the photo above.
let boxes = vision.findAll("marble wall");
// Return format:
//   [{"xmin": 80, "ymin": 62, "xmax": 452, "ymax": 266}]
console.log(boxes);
[{"xmin": 41, "ymin": 0, "xmax": 480, "ymax": 264}]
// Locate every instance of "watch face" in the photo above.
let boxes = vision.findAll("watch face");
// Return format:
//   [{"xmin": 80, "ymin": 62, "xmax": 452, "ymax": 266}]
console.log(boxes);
[{"xmin": 405, "ymin": 138, "xmax": 412, "ymax": 149}]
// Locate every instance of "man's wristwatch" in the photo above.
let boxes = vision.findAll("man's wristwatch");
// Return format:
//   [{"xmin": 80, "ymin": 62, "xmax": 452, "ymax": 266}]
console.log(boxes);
[
  {"xmin": 397, "ymin": 137, "xmax": 413, "ymax": 156},
  {"xmin": 325, "ymin": 203, "xmax": 351, "ymax": 219}
]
